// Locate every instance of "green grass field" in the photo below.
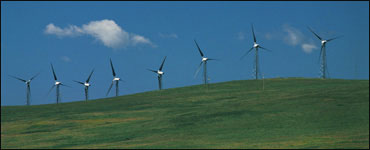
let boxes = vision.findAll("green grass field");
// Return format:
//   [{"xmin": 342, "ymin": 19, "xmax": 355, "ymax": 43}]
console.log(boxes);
[{"xmin": 1, "ymin": 78, "xmax": 369, "ymax": 149}]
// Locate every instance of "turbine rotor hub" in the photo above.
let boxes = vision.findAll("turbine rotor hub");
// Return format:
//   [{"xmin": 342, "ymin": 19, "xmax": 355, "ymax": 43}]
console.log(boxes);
[
  {"xmin": 84, "ymin": 83, "xmax": 90, "ymax": 87},
  {"xmin": 202, "ymin": 57, "xmax": 208, "ymax": 61},
  {"xmin": 157, "ymin": 70, "xmax": 164, "ymax": 75},
  {"xmin": 321, "ymin": 40, "xmax": 327, "ymax": 45},
  {"xmin": 113, "ymin": 77, "xmax": 120, "ymax": 81},
  {"xmin": 55, "ymin": 81, "xmax": 61, "ymax": 85},
  {"xmin": 254, "ymin": 43, "xmax": 259, "ymax": 48}
]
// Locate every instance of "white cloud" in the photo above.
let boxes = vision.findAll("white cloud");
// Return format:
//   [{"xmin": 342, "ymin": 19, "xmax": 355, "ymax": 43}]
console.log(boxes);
[
  {"xmin": 159, "ymin": 33, "xmax": 178, "ymax": 39},
  {"xmin": 282, "ymin": 24, "xmax": 318, "ymax": 54},
  {"xmin": 302, "ymin": 43, "xmax": 317, "ymax": 54},
  {"xmin": 131, "ymin": 34, "xmax": 150, "ymax": 45},
  {"xmin": 282, "ymin": 24, "xmax": 303, "ymax": 46},
  {"xmin": 61, "ymin": 56, "xmax": 71, "ymax": 62},
  {"xmin": 45, "ymin": 24, "xmax": 82, "ymax": 37},
  {"xmin": 82, "ymin": 20, "xmax": 129, "ymax": 48},
  {"xmin": 44, "ymin": 19, "xmax": 154, "ymax": 49}
]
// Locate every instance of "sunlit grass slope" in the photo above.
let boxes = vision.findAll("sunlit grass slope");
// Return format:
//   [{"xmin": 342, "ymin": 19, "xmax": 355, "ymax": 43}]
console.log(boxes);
[{"xmin": 1, "ymin": 78, "xmax": 369, "ymax": 149}]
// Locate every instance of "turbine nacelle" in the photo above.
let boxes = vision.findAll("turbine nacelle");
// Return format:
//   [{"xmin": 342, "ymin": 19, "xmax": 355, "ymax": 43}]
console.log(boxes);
[
  {"xmin": 202, "ymin": 57, "xmax": 208, "ymax": 62},
  {"xmin": 157, "ymin": 70, "xmax": 164, "ymax": 75},
  {"xmin": 113, "ymin": 77, "xmax": 120, "ymax": 81},
  {"xmin": 84, "ymin": 82, "xmax": 90, "ymax": 87},
  {"xmin": 55, "ymin": 81, "xmax": 61, "ymax": 85},
  {"xmin": 321, "ymin": 40, "xmax": 327, "ymax": 45},
  {"xmin": 253, "ymin": 43, "xmax": 259, "ymax": 48}
]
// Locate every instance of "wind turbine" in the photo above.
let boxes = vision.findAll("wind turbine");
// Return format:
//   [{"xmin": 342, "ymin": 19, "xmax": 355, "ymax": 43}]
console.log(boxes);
[
  {"xmin": 147, "ymin": 56, "xmax": 167, "ymax": 90},
  {"xmin": 106, "ymin": 58, "xmax": 123, "ymax": 97},
  {"xmin": 74, "ymin": 69, "xmax": 94, "ymax": 101},
  {"xmin": 9, "ymin": 72, "xmax": 40, "ymax": 105},
  {"xmin": 308, "ymin": 27, "xmax": 341, "ymax": 79},
  {"xmin": 240, "ymin": 24, "xmax": 271, "ymax": 80},
  {"xmin": 47, "ymin": 63, "xmax": 69, "ymax": 104},
  {"xmin": 194, "ymin": 40, "xmax": 217, "ymax": 85}
]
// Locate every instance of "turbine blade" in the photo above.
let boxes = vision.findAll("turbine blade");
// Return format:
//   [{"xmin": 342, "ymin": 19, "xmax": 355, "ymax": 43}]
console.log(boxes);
[
  {"xmin": 194, "ymin": 39, "xmax": 204, "ymax": 57},
  {"xmin": 73, "ymin": 80, "xmax": 84, "ymax": 85},
  {"xmin": 259, "ymin": 46, "xmax": 271, "ymax": 52},
  {"xmin": 159, "ymin": 56, "xmax": 167, "ymax": 71},
  {"xmin": 50, "ymin": 63, "xmax": 57, "ymax": 81},
  {"xmin": 307, "ymin": 27, "xmax": 322, "ymax": 41},
  {"xmin": 9, "ymin": 75, "xmax": 27, "ymax": 82},
  {"xmin": 46, "ymin": 85, "xmax": 56, "ymax": 96},
  {"xmin": 60, "ymin": 83, "xmax": 71, "ymax": 88},
  {"xmin": 327, "ymin": 36, "xmax": 343, "ymax": 42},
  {"xmin": 251, "ymin": 24, "xmax": 257, "ymax": 43},
  {"xmin": 30, "ymin": 72, "xmax": 41, "ymax": 81},
  {"xmin": 147, "ymin": 69, "xmax": 158, "ymax": 74},
  {"xmin": 194, "ymin": 61, "xmax": 203, "ymax": 78},
  {"xmin": 207, "ymin": 58, "xmax": 220, "ymax": 61},
  {"xmin": 110, "ymin": 58, "xmax": 116, "ymax": 77},
  {"xmin": 86, "ymin": 69, "xmax": 95, "ymax": 83},
  {"xmin": 106, "ymin": 81, "xmax": 114, "ymax": 96},
  {"xmin": 240, "ymin": 47, "xmax": 254, "ymax": 60}
]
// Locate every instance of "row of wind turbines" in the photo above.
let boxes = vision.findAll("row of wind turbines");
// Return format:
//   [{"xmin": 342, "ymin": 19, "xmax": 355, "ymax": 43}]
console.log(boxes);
[{"xmin": 9, "ymin": 24, "xmax": 341, "ymax": 106}]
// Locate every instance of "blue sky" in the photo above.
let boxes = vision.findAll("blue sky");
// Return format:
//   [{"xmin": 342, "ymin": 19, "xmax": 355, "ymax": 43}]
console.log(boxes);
[{"xmin": 1, "ymin": 1, "xmax": 369, "ymax": 106}]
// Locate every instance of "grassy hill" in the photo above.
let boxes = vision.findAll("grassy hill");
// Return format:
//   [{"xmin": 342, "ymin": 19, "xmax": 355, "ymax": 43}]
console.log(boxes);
[{"xmin": 1, "ymin": 78, "xmax": 369, "ymax": 149}]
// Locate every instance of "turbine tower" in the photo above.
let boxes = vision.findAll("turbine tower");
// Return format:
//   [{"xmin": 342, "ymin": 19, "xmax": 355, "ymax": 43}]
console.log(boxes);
[
  {"xmin": 107, "ymin": 59, "xmax": 123, "ymax": 97},
  {"xmin": 194, "ymin": 40, "xmax": 218, "ymax": 85},
  {"xmin": 308, "ymin": 27, "xmax": 341, "ymax": 79},
  {"xmin": 9, "ymin": 73, "xmax": 40, "ymax": 105},
  {"xmin": 148, "ymin": 56, "xmax": 167, "ymax": 90},
  {"xmin": 240, "ymin": 24, "xmax": 271, "ymax": 80},
  {"xmin": 47, "ymin": 63, "xmax": 69, "ymax": 104},
  {"xmin": 74, "ymin": 69, "xmax": 94, "ymax": 101}
]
